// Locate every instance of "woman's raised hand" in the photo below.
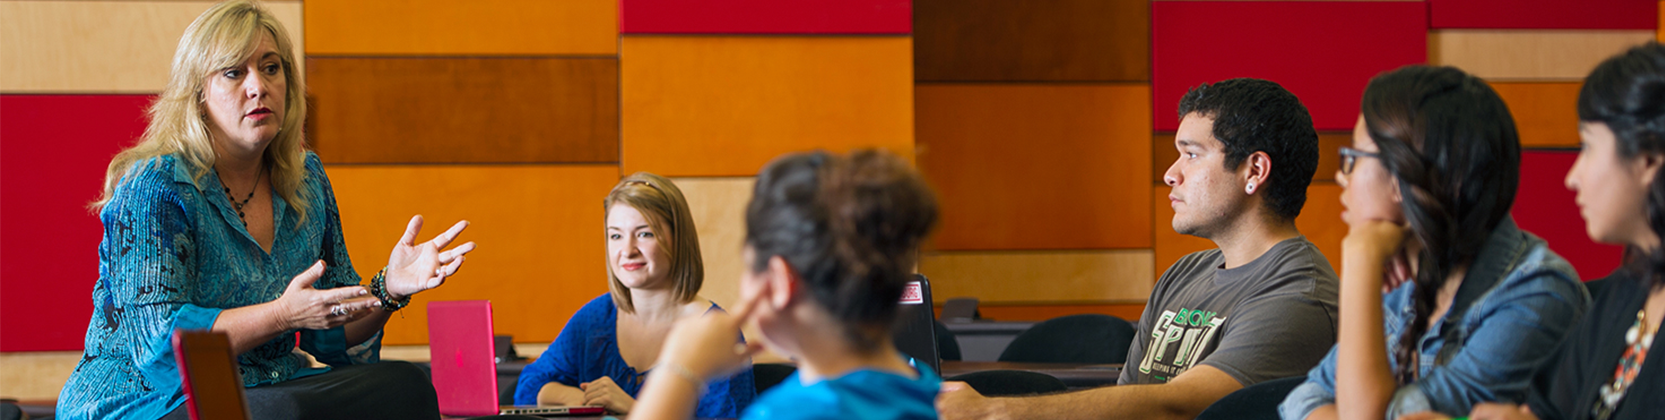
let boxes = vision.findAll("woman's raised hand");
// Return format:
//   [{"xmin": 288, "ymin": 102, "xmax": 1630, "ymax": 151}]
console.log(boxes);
[
  {"xmin": 276, "ymin": 260, "xmax": 380, "ymax": 330},
  {"xmin": 385, "ymin": 215, "xmax": 476, "ymax": 299},
  {"xmin": 657, "ymin": 292, "xmax": 766, "ymax": 383}
]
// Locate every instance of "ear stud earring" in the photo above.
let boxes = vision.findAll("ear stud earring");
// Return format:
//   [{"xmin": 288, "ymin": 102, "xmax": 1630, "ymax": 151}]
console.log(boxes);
[{"xmin": 1246, "ymin": 183, "xmax": 1256, "ymax": 193}]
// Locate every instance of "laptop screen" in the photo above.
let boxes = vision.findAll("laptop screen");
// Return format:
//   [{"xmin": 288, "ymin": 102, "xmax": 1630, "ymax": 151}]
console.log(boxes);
[{"xmin": 427, "ymin": 300, "xmax": 501, "ymax": 417}]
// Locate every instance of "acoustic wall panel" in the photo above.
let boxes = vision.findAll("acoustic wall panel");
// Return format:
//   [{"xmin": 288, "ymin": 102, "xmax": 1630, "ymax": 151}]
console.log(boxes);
[
  {"xmin": 1153, "ymin": 184, "xmax": 1344, "ymax": 277},
  {"xmin": 1152, "ymin": 1, "xmax": 1426, "ymax": 131},
  {"xmin": 619, "ymin": 0, "xmax": 910, "ymax": 34},
  {"xmin": 1153, "ymin": 132, "xmax": 1350, "ymax": 184},
  {"xmin": 303, "ymin": 0, "xmax": 617, "ymax": 56},
  {"xmin": 1491, "ymin": 82, "xmax": 1583, "ymax": 148},
  {"xmin": 1, "ymin": 1, "xmax": 303, "ymax": 93},
  {"xmin": 1430, "ymin": 30, "xmax": 1657, "ymax": 81},
  {"xmin": 326, "ymin": 164, "xmax": 619, "ymax": 344},
  {"xmin": 917, "ymin": 84, "xmax": 1152, "ymax": 250},
  {"xmin": 920, "ymin": 250, "xmax": 1156, "ymax": 303},
  {"xmin": 306, "ymin": 57, "xmax": 620, "ymax": 164},
  {"xmin": 1429, "ymin": 0, "xmax": 1657, "ymax": 30},
  {"xmin": 1514, "ymin": 151, "xmax": 1625, "ymax": 280},
  {"xmin": 621, "ymin": 36, "xmax": 914, "ymax": 177},
  {"xmin": 1, "ymin": 95, "xmax": 154, "ymax": 351},
  {"xmin": 914, "ymin": 0, "xmax": 1149, "ymax": 82},
  {"xmin": 673, "ymin": 177, "xmax": 755, "ymax": 317}
]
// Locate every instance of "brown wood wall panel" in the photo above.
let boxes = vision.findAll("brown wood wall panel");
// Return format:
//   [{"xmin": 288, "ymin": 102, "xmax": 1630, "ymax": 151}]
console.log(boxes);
[
  {"xmin": 920, "ymin": 250, "xmax": 1155, "ymax": 304},
  {"xmin": 943, "ymin": 304, "xmax": 1148, "ymax": 323},
  {"xmin": 1, "ymin": 1, "xmax": 303, "ymax": 93},
  {"xmin": 303, "ymin": 0, "xmax": 617, "ymax": 56},
  {"xmin": 621, "ymin": 36, "xmax": 915, "ymax": 177},
  {"xmin": 1491, "ymin": 82, "xmax": 1583, "ymax": 148},
  {"xmin": 914, "ymin": 0, "xmax": 1149, "ymax": 82},
  {"xmin": 918, "ymin": 84, "xmax": 1152, "ymax": 250},
  {"xmin": 1153, "ymin": 132, "xmax": 1350, "ymax": 184},
  {"xmin": 306, "ymin": 57, "xmax": 619, "ymax": 164},
  {"xmin": 1430, "ymin": 30, "xmax": 1657, "ymax": 81},
  {"xmin": 327, "ymin": 164, "xmax": 620, "ymax": 345},
  {"xmin": 1154, "ymin": 184, "xmax": 1343, "ymax": 276}
]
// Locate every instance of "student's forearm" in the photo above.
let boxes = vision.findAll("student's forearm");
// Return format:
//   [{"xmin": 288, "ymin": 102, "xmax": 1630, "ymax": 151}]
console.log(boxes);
[
  {"xmin": 343, "ymin": 309, "xmax": 392, "ymax": 347},
  {"xmin": 984, "ymin": 384, "xmax": 1201, "ymax": 420},
  {"xmin": 212, "ymin": 302, "xmax": 289, "ymax": 355},
  {"xmin": 538, "ymin": 382, "xmax": 587, "ymax": 406},
  {"xmin": 630, "ymin": 370, "xmax": 702, "ymax": 420},
  {"xmin": 1337, "ymin": 263, "xmax": 1396, "ymax": 420}
]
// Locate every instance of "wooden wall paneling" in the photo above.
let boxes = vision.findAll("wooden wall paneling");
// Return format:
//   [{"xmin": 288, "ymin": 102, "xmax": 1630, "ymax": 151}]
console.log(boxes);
[
  {"xmin": 303, "ymin": 0, "xmax": 616, "ymax": 56},
  {"xmin": 1660, "ymin": 1, "xmax": 1664, "ymax": 41},
  {"xmin": 920, "ymin": 250, "xmax": 1156, "ymax": 303},
  {"xmin": 951, "ymin": 303, "xmax": 1148, "ymax": 323},
  {"xmin": 1514, "ymin": 151, "xmax": 1624, "ymax": 280},
  {"xmin": 1429, "ymin": 30, "xmax": 1657, "ymax": 81},
  {"xmin": 913, "ymin": 0, "xmax": 1149, "ymax": 82},
  {"xmin": 1153, "ymin": 184, "xmax": 1344, "ymax": 277},
  {"xmin": 0, "ymin": 352, "xmax": 80, "ymax": 401},
  {"xmin": 1491, "ymin": 82, "xmax": 1582, "ymax": 148},
  {"xmin": 917, "ymin": 84, "xmax": 1151, "ymax": 250},
  {"xmin": 621, "ymin": 36, "xmax": 914, "ymax": 177},
  {"xmin": 1429, "ymin": 0, "xmax": 1657, "ymax": 30},
  {"xmin": 619, "ymin": 0, "xmax": 910, "ymax": 34},
  {"xmin": 1152, "ymin": 1, "xmax": 1426, "ymax": 131},
  {"xmin": 1, "ymin": 95, "xmax": 154, "ymax": 352},
  {"xmin": 1, "ymin": 1, "xmax": 303, "ymax": 93},
  {"xmin": 327, "ymin": 164, "xmax": 620, "ymax": 344},
  {"xmin": 1152, "ymin": 132, "xmax": 1349, "ymax": 185},
  {"xmin": 672, "ymin": 177, "xmax": 755, "ymax": 312},
  {"xmin": 306, "ymin": 57, "xmax": 619, "ymax": 164}
]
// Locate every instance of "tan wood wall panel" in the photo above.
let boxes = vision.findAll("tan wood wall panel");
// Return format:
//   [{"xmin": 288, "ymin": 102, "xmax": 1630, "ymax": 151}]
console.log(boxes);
[
  {"xmin": 918, "ymin": 84, "xmax": 1152, "ymax": 250},
  {"xmin": 914, "ymin": 0, "xmax": 1149, "ymax": 82},
  {"xmin": 673, "ymin": 177, "xmax": 756, "ymax": 313},
  {"xmin": 621, "ymin": 36, "xmax": 915, "ymax": 177},
  {"xmin": 1153, "ymin": 132, "xmax": 1349, "ymax": 184},
  {"xmin": 303, "ymin": 0, "xmax": 616, "ymax": 56},
  {"xmin": 956, "ymin": 303, "xmax": 1148, "ymax": 323},
  {"xmin": 306, "ymin": 57, "xmax": 619, "ymax": 164},
  {"xmin": 1154, "ymin": 184, "xmax": 1343, "ymax": 276},
  {"xmin": 0, "ymin": 351, "xmax": 78, "ymax": 401},
  {"xmin": 2, "ymin": 1, "xmax": 303, "ymax": 93},
  {"xmin": 326, "ymin": 164, "xmax": 620, "ymax": 345},
  {"xmin": 1491, "ymin": 82, "xmax": 1583, "ymax": 148},
  {"xmin": 1430, "ymin": 30, "xmax": 1656, "ymax": 81},
  {"xmin": 920, "ymin": 250, "xmax": 1155, "ymax": 303}
]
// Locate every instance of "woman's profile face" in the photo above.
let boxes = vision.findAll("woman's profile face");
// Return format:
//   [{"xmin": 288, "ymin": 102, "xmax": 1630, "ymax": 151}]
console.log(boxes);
[
  {"xmin": 202, "ymin": 32, "xmax": 286, "ymax": 155},
  {"xmin": 1566, "ymin": 122, "xmax": 1653, "ymax": 246},
  {"xmin": 607, "ymin": 203, "xmax": 671, "ymax": 290},
  {"xmin": 1338, "ymin": 116, "xmax": 1406, "ymax": 227}
]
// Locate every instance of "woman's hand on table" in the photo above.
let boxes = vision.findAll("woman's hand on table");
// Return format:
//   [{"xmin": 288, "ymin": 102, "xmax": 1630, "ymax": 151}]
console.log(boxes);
[
  {"xmin": 384, "ymin": 215, "xmax": 476, "ymax": 299},
  {"xmin": 581, "ymin": 376, "xmax": 636, "ymax": 413},
  {"xmin": 275, "ymin": 260, "xmax": 379, "ymax": 330}
]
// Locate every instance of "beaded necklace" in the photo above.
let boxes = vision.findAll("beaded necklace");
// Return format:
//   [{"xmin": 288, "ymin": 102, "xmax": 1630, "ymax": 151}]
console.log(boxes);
[
  {"xmin": 221, "ymin": 165, "xmax": 263, "ymax": 226},
  {"xmin": 1594, "ymin": 309, "xmax": 1653, "ymax": 420}
]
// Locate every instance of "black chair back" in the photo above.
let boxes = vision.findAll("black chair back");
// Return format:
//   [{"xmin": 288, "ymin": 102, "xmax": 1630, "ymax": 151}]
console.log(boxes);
[
  {"xmin": 1195, "ymin": 376, "xmax": 1306, "ymax": 420},
  {"xmin": 934, "ymin": 320, "xmax": 962, "ymax": 362},
  {"xmin": 946, "ymin": 370, "xmax": 1067, "ymax": 396},
  {"xmin": 752, "ymin": 363, "xmax": 799, "ymax": 394},
  {"xmin": 997, "ymin": 314, "xmax": 1136, "ymax": 364}
]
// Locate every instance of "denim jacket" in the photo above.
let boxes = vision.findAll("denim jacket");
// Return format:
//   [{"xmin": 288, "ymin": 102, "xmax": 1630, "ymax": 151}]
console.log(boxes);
[{"xmin": 1280, "ymin": 218, "xmax": 1589, "ymax": 419}]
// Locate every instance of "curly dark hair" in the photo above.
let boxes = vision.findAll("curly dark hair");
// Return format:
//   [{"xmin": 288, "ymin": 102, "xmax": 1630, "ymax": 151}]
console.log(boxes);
[
  {"xmin": 1362, "ymin": 65, "xmax": 1521, "ymax": 385},
  {"xmin": 744, "ymin": 149, "xmax": 939, "ymax": 352},
  {"xmin": 1177, "ymin": 78, "xmax": 1320, "ymax": 221},
  {"xmin": 1578, "ymin": 42, "xmax": 1665, "ymax": 291}
]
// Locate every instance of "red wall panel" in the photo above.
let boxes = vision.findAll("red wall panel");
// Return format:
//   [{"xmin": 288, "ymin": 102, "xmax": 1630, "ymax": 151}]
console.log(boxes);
[
  {"xmin": 1, "ymin": 95, "xmax": 152, "ymax": 351},
  {"xmin": 1152, "ymin": 1, "xmax": 1427, "ymax": 131},
  {"xmin": 620, "ymin": 0, "xmax": 911, "ymax": 34},
  {"xmin": 1513, "ymin": 151, "xmax": 1624, "ymax": 281},
  {"xmin": 1430, "ymin": 0, "xmax": 1657, "ymax": 30}
]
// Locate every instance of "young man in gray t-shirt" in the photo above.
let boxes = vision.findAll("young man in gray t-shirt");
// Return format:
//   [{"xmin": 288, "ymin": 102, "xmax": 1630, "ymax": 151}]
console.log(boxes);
[{"xmin": 938, "ymin": 78, "xmax": 1340, "ymax": 420}]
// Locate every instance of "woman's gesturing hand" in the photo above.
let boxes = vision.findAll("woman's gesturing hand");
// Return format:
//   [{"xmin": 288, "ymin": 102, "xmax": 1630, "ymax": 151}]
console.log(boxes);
[
  {"xmin": 656, "ymin": 292, "xmax": 766, "ymax": 383},
  {"xmin": 276, "ymin": 260, "xmax": 379, "ymax": 330},
  {"xmin": 385, "ymin": 215, "xmax": 476, "ymax": 299},
  {"xmin": 580, "ymin": 376, "xmax": 636, "ymax": 414}
]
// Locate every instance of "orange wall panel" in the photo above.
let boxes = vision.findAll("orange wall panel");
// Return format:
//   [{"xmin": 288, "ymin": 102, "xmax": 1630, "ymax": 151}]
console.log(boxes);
[
  {"xmin": 914, "ymin": 0, "xmax": 1150, "ymax": 82},
  {"xmin": 918, "ymin": 84, "xmax": 1152, "ymax": 250},
  {"xmin": 326, "ymin": 164, "xmax": 620, "ymax": 345},
  {"xmin": 620, "ymin": 36, "xmax": 915, "ymax": 177},
  {"xmin": 1491, "ymin": 82, "xmax": 1582, "ymax": 148},
  {"xmin": 1154, "ymin": 183, "xmax": 1343, "ymax": 277},
  {"xmin": 921, "ymin": 250, "xmax": 1155, "ymax": 304},
  {"xmin": 304, "ymin": 0, "xmax": 616, "ymax": 56}
]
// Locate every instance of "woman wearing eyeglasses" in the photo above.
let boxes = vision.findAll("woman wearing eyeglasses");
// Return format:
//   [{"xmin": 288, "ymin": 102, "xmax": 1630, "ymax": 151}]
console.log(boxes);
[{"xmin": 1278, "ymin": 65, "xmax": 1589, "ymax": 420}]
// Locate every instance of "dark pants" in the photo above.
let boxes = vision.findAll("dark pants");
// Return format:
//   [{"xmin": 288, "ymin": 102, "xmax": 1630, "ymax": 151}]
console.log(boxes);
[{"xmin": 162, "ymin": 361, "xmax": 440, "ymax": 420}]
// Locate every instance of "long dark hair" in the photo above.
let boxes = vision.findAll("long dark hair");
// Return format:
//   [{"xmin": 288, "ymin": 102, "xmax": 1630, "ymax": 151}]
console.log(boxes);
[
  {"xmin": 1578, "ymin": 42, "xmax": 1665, "ymax": 290},
  {"xmin": 1361, "ymin": 65, "xmax": 1522, "ymax": 385},
  {"xmin": 744, "ymin": 149, "xmax": 939, "ymax": 353}
]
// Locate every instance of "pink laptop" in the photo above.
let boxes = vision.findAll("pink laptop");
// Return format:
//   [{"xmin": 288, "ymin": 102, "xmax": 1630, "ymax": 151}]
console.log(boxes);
[{"xmin": 427, "ymin": 300, "xmax": 605, "ymax": 417}]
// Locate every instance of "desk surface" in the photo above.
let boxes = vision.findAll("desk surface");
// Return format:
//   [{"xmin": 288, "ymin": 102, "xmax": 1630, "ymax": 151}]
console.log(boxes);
[{"xmin": 940, "ymin": 361, "xmax": 1122, "ymax": 389}]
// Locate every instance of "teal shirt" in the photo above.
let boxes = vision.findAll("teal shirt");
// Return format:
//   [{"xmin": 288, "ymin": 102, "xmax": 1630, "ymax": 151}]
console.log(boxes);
[
  {"xmin": 743, "ymin": 363, "xmax": 941, "ymax": 420},
  {"xmin": 57, "ymin": 152, "xmax": 379, "ymax": 420}
]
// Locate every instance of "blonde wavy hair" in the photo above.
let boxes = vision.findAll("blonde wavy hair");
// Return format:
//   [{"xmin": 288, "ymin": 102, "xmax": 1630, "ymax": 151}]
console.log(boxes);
[
  {"xmin": 604, "ymin": 173, "xmax": 705, "ymax": 313},
  {"xmin": 92, "ymin": 0, "xmax": 310, "ymax": 219}
]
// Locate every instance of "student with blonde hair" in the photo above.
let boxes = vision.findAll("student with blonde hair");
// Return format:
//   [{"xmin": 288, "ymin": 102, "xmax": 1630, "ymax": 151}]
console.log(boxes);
[{"xmin": 57, "ymin": 1, "xmax": 475, "ymax": 419}]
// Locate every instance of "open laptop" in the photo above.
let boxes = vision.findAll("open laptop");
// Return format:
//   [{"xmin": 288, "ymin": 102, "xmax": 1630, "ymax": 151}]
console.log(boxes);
[
  {"xmin": 891, "ymin": 274, "xmax": 942, "ymax": 374},
  {"xmin": 428, "ymin": 300, "xmax": 605, "ymax": 417}
]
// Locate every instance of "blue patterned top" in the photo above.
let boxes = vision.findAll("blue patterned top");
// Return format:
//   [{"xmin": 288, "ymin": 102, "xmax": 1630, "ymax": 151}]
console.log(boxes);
[
  {"xmin": 742, "ymin": 364, "xmax": 941, "ymax": 420},
  {"xmin": 514, "ymin": 294, "xmax": 756, "ymax": 417},
  {"xmin": 56, "ymin": 152, "xmax": 379, "ymax": 420}
]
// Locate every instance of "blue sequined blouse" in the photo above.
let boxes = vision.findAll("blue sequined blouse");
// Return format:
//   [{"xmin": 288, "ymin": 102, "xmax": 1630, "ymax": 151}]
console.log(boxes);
[{"xmin": 56, "ymin": 152, "xmax": 379, "ymax": 420}]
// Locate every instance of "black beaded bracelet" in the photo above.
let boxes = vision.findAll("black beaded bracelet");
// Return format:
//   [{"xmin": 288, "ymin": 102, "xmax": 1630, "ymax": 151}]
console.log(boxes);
[{"xmin": 370, "ymin": 267, "xmax": 411, "ymax": 312}]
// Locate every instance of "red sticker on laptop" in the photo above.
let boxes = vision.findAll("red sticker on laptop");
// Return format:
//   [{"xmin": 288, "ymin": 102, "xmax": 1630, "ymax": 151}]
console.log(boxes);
[{"xmin": 900, "ymin": 281, "xmax": 924, "ymax": 304}]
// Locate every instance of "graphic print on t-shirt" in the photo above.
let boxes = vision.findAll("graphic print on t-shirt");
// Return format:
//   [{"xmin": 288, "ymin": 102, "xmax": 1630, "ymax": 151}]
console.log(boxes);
[{"xmin": 1137, "ymin": 307, "xmax": 1226, "ymax": 381}]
